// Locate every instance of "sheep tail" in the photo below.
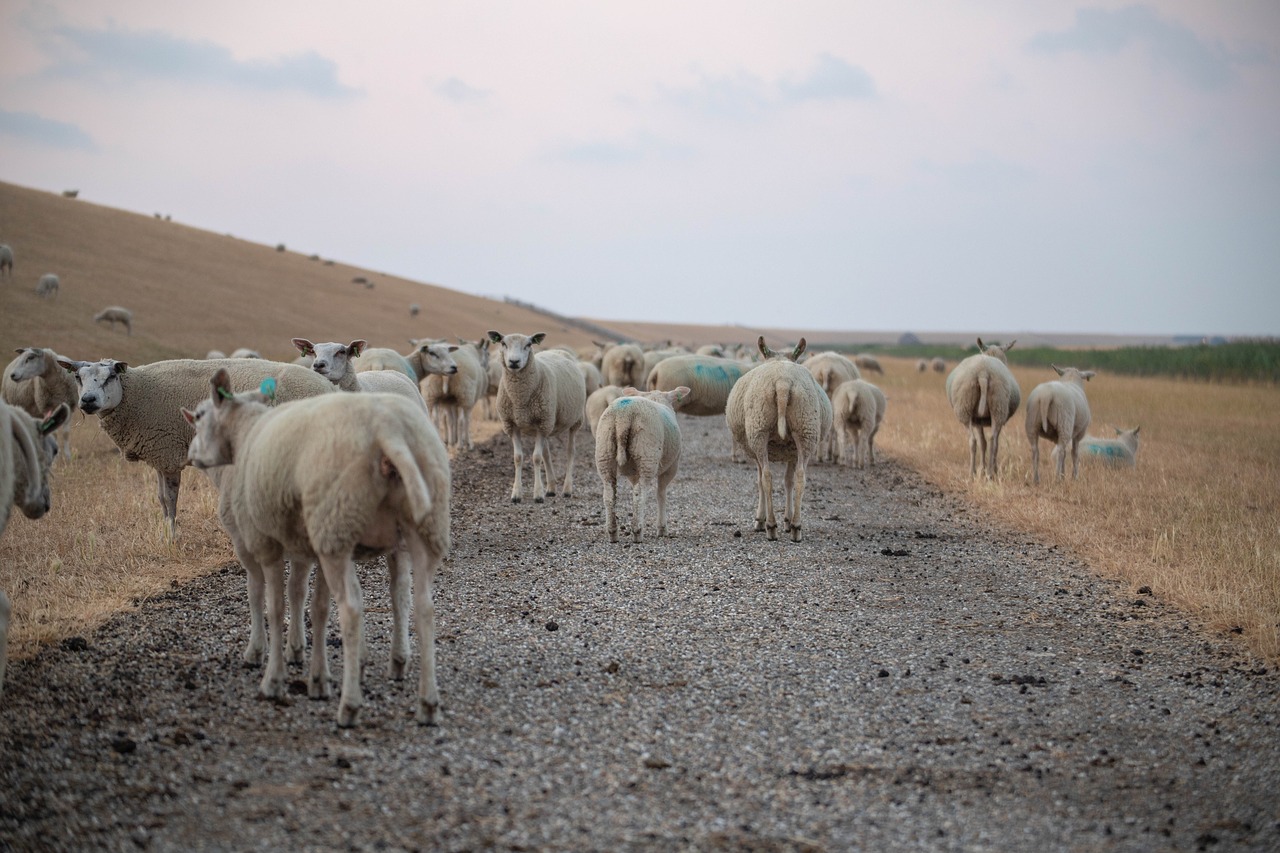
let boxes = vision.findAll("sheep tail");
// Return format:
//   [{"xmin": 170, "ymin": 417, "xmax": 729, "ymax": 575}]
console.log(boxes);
[
  {"xmin": 615, "ymin": 421, "xmax": 632, "ymax": 468},
  {"xmin": 776, "ymin": 382, "xmax": 791, "ymax": 440},
  {"xmin": 976, "ymin": 370, "xmax": 990, "ymax": 419},
  {"xmin": 378, "ymin": 435, "xmax": 433, "ymax": 525}
]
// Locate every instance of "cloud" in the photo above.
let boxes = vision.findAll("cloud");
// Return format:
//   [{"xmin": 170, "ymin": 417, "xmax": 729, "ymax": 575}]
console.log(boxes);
[
  {"xmin": 779, "ymin": 53, "xmax": 876, "ymax": 103},
  {"xmin": 656, "ymin": 69, "xmax": 771, "ymax": 121},
  {"xmin": 36, "ymin": 21, "xmax": 357, "ymax": 97},
  {"xmin": 1028, "ymin": 5, "xmax": 1238, "ymax": 90},
  {"xmin": 435, "ymin": 77, "xmax": 490, "ymax": 103},
  {"xmin": 0, "ymin": 108, "xmax": 96, "ymax": 150},
  {"xmin": 546, "ymin": 132, "xmax": 693, "ymax": 166}
]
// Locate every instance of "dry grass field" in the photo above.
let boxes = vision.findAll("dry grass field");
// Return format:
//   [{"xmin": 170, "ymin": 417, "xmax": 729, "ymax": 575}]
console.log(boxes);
[{"xmin": 1, "ymin": 180, "xmax": 1276, "ymax": 665}]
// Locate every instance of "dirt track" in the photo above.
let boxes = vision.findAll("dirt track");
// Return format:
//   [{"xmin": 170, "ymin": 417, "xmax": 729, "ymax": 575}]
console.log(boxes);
[{"xmin": 2, "ymin": 417, "xmax": 1277, "ymax": 851}]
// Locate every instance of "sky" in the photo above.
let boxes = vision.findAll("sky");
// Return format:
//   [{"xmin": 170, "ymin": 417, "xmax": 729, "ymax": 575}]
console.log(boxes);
[{"xmin": 1, "ymin": 1, "xmax": 1277, "ymax": 337}]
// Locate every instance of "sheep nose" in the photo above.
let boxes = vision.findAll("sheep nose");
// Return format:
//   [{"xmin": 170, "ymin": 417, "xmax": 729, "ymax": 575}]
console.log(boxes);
[
  {"xmin": 80, "ymin": 397, "xmax": 99, "ymax": 414},
  {"xmin": 447, "ymin": 366, "xmax": 458, "ymax": 374}
]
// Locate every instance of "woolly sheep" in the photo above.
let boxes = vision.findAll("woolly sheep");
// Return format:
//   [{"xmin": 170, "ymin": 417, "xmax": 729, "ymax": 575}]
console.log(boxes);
[
  {"xmin": 1069, "ymin": 425, "xmax": 1141, "ymax": 469},
  {"xmin": 641, "ymin": 346, "xmax": 688, "ymax": 382},
  {"xmin": 645, "ymin": 354, "xmax": 749, "ymax": 417},
  {"xmin": 484, "ymin": 356, "xmax": 502, "ymax": 420},
  {"xmin": 3, "ymin": 347, "xmax": 78, "ymax": 460},
  {"xmin": 354, "ymin": 347, "xmax": 416, "ymax": 382},
  {"xmin": 931, "ymin": 357, "xmax": 947, "ymax": 373},
  {"xmin": 0, "ymin": 401, "xmax": 70, "ymax": 697},
  {"xmin": 831, "ymin": 379, "xmax": 886, "ymax": 468},
  {"xmin": 725, "ymin": 337, "xmax": 833, "ymax": 542},
  {"xmin": 802, "ymin": 352, "xmax": 860, "ymax": 462},
  {"xmin": 291, "ymin": 339, "xmax": 427, "ymax": 410},
  {"xmin": 945, "ymin": 340, "xmax": 1021, "ymax": 478},
  {"xmin": 595, "ymin": 386, "xmax": 691, "ymax": 542},
  {"xmin": 184, "ymin": 371, "xmax": 451, "ymax": 727},
  {"xmin": 578, "ymin": 360, "xmax": 604, "ymax": 398},
  {"xmin": 487, "ymin": 331, "xmax": 587, "ymax": 503},
  {"xmin": 599, "ymin": 342, "xmax": 646, "ymax": 388},
  {"xmin": 695, "ymin": 344, "xmax": 726, "ymax": 358},
  {"xmin": 56, "ymin": 357, "xmax": 336, "ymax": 539},
  {"xmin": 229, "ymin": 348, "xmax": 262, "ymax": 359},
  {"xmin": 205, "ymin": 350, "xmax": 227, "ymax": 360},
  {"xmin": 35, "ymin": 273, "xmax": 58, "ymax": 298},
  {"xmin": 403, "ymin": 339, "xmax": 462, "ymax": 383},
  {"xmin": 852, "ymin": 353, "xmax": 884, "ymax": 375},
  {"xmin": 62, "ymin": 189, "xmax": 78, "ymax": 198},
  {"xmin": 421, "ymin": 339, "xmax": 489, "ymax": 449},
  {"xmin": 1026, "ymin": 364, "xmax": 1096, "ymax": 484},
  {"xmin": 93, "ymin": 306, "xmax": 133, "ymax": 335},
  {"xmin": 409, "ymin": 303, "xmax": 421, "ymax": 317},
  {"xmin": 586, "ymin": 385, "xmax": 626, "ymax": 438},
  {"xmin": 0, "ymin": 243, "xmax": 12, "ymax": 278}
]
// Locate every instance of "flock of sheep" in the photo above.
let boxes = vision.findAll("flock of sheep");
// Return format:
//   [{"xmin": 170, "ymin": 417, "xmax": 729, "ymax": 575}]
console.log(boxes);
[
  {"xmin": 0, "ymin": 320, "xmax": 1140, "ymax": 725},
  {"xmin": 2, "ymin": 242, "xmax": 135, "ymax": 335}
]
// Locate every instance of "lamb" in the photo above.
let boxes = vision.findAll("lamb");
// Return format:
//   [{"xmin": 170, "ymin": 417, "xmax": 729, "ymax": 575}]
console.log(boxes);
[
  {"xmin": 3, "ymin": 347, "xmax": 79, "ymax": 460},
  {"xmin": 830, "ymin": 379, "xmax": 886, "ymax": 468},
  {"xmin": 1072, "ymin": 426, "xmax": 1141, "ymax": 467},
  {"xmin": 599, "ymin": 342, "xmax": 646, "ymax": 388},
  {"xmin": 853, "ymin": 353, "xmax": 884, "ymax": 375},
  {"xmin": 945, "ymin": 339, "xmax": 1021, "ymax": 478},
  {"xmin": 586, "ymin": 385, "xmax": 626, "ymax": 437},
  {"xmin": 645, "ymin": 354, "xmax": 749, "ymax": 417},
  {"xmin": 595, "ymin": 386, "xmax": 691, "ymax": 542},
  {"xmin": 56, "ymin": 357, "xmax": 336, "ymax": 538},
  {"xmin": 725, "ymin": 337, "xmax": 833, "ymax": 542},
  {"xmin": 184, "ymin": 371, "xmax": 451, "ymax": 727},
  {"xmin": 0, "ymin": 243, "xmax": 12, "ymax": 278},
  {"xmin": 421, "ymin": 339, "xmax": 489, "ymax": 449},
  {"xmin": 291, "ymin": 339, "xmax": 426, "ymax": 409},
  {"xmin": 93, "ymin": 306, "xmax": 133, "ymax": 335},
  {"xmin": 1025, "ymin": 365, "xmax": 1096, "ymax": 484},
  {"xmin": 35, "ymin": 273, "xmax": 58, "ymax": 298},
  {"xmin": 487, "ymin": 331, "xmax": 587, "ymax": 503},
  {"xmin": 0, "ymin": 401, "xmax": 70, "ymax": 697}
]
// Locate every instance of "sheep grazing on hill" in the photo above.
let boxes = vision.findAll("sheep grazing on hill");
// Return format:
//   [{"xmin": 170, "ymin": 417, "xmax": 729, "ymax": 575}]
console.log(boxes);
[
  {"xmin": 93, "ymin": 306, "xmax": 133, "ymax": 335},
  {"xmin": 595, "ymin": 386, "xmax": 691, "ymax": 543},
  {"xmin": 62, "ymin": 189, "xmax": 79, "ymax": 199},
  {"xmin": 487, "ymin": 331, "xmax": 586, "ymax": 503},
  {"xmin": 3, "ymin": 347, "xmax": 79, "ymax": 460},
  {"xmin": 0, "ymin": 401, "xmax": 70, "ymax": 696},
  {"xmin": 646, "ymin": 354, "xmax": 749, "ymax": 417},
  {"xmin": 945, "ymin": 339, "xmax": 1021, "ymax": 478},
  {"xmin": 422, "ymin": 339, "xmax": 489, "ymax": 449},
  {"xmin": 726, "ymin": 337, "xmax": 832, "ymax": 542},
  {"xmin": 1074, "ymin": 426, "xmax": 1141, "ymax": 467},
  {"xmin": 185, "ymin": 371, "xmax": 451, "ymax": 727},
  {"xmin": 0, "ymin": 244, "xmax": 13, "ymax": 278},
  {"xmin": 586, "ymin": 385, "xmax": 626, "ymax": 438},
  {"xmin": 599, "ymin": 342, "xmax": 646, "ymax": 388},
  {"xmin": 57, "ymin": 357, "xmax": 336, "ymax": 540},
  {"xmin": 831, "ymin": 379, "xmax": 886, "ymax": 468},
  {"xmin": 853, "ymin": 353, "xmax": 884, "ymax": 375},
  {"xmin": 291, "ymin": 339, "xmax": 425, "ymax": 409},
  {"xmin": 409, "ymin": 303, "xmax": 421, "ymax": 317},
  {"xmin": 35, "ymin": 273, "xmax": 58, "ymax": 298},
  {"xmin": 1026, "ymin": 365, "xmax": 1096, "ymax": 484}
]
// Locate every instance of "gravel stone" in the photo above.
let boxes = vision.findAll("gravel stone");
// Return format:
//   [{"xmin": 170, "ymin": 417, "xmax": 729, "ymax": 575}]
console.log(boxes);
[{"xmin": 1, "ymin": 416, "xmax": 1278, "ymax": 851}]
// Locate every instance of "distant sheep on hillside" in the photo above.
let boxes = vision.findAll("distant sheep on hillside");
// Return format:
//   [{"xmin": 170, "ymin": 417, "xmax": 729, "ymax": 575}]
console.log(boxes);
[
  {"xmin": 93, "ymin": 306, "xmax": 133, "ymax": 335},
  {"xmin": 35, "ymin": 274, "xmax": 58, "ymax": 298}
]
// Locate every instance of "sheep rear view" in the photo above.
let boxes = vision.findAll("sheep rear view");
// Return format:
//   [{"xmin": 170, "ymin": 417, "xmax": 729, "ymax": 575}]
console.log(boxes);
[
  {"xmin": 945, "ymin": 339, "xmax": 1021, "ymax": 478},
  {"xmin": 831, "ymin": 379, "xmax": 886, "ymax": 468},
  {"xmin": 595, "ymin": 386, "xmax": 691, "ymax": 542},
  {"xmin": 1026, "ymin": 364, "xmax": 1096, "ymax": 484}
]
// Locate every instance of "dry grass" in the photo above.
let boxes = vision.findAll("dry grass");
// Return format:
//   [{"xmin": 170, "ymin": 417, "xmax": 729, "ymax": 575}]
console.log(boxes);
[{"xmin": 876, "ymin": 357, "xmax": 1280, "ymax": 662}]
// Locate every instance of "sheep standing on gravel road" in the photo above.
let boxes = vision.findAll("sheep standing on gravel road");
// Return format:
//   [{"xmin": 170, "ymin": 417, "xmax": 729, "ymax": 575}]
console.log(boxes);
[
  {"xmin": 185, "ymin": 370, "xmax": 451, "ymax": 727},
  {"xmin": 1026, "ymin": 365, "xmax": 1096, "ymax": 484},
  {"xmin": 3, "ymin": 347, "xmax": 79, "ymax": 461},
  {"xmin": 422, "ymin": 339, "xmax": 489, "ymax": 449},
  {"xmin": 35, "ymin": 274, "xmax": 58, "ymax": 298},
  {"xmin": 595, "ymin": 386, "xmax": 691, "ymax": 543},
  {"xmin": 586, "ymin": 385, "xmax": 626, "ymax": 437},
  {"xmin": 931, "ymin": 357, "xmax": 947, "ymax": 373},
  {"xmin": 487, "ymin": 331, "xmax": 586, "ymax": 503},
  {"xmin": 726, "ymin": 337, "xmax": 832, "ymax": 542},
  {"xmin": 945, "ymin": 340, "xmax": 1021, "ymax": 478},
  {"xmin": 831, "ymin": 379, "xmax": 886, "ymax": 468},
  {"xmin": 93, "ymin": 306, "xmax": 133, "ymax": 335},
  {"xmin": 599, "ymin": 342, "xmax": 646, "ymax": 389},
  {"xmin": 645, "ymin": 355, "xmax": 749, "ymax": 417}
]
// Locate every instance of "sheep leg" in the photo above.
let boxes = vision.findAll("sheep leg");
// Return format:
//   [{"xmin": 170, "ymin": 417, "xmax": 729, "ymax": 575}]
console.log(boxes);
[
  {"xmin": 387, "ymin": 545, "xmax": 410, "ymax": 681},
  {"xmin": 308, "ymin": 566, "xmax": 332, "ymax": 699},
  {"xmin": 760, "ymin": 453, "xmax": 778, "ymax": 540},
  {"xmin": 868, "ymin": 426, "xmax": 879, "ymax": 467},
  {"xmin": 406, "ymin": 530, "xmax": 441, "ymax": 725},
  {"xmin": 1070, "ymin": 439, "xmax": 1081, "ymax": 480},
  {"xmin": 787, "ymin": 459, "xmax": 807, "ymax": 542},
  {"xmin": 318, "ymin": 552, "xmax": 364, "ymax": 728},
  {"xmin": 630, "ymin": 474, "xmax": 647, "ymax": 542},
  {"xmin": 967, "ymin": 425, "xmax": 984, "ymax": 477},
  {"xmin": 532, "ymin": 434, "xmax": 549, "ymax": 501},
  {"xmin": 560, "ymin": 427, "xmax": 578, "ymax": 498},
  {"xmin": 259, "ymin": 559, "xmax": 288, "ymax": 699},
  {"xmin": 156, "ymin": 470, "xmax": 182, "ymax": 539},
  {"xmin": 988, "ymin": 422, "xmax": 1004, "ymax": 479},
  {"xmin": 657, "ymin": 465, "xmax": 676, "ymax": 538},
  {"xmin": 509, "ymin": 434, "xmax": 525, "ymax": 503},
  {"xmin": 285, "ymin": 559, "xmax": 310, "ymax": 664},
  {"xmin": 236, "ymin": 545, "xmax": 266, "ymax": 666},
  {"xmin": 459, "ymin": 406, "xmax": 472, "ymax": 450},
  {"xmin": 601, "ymin": 467, "xmax": 619, "ymax": 543}
]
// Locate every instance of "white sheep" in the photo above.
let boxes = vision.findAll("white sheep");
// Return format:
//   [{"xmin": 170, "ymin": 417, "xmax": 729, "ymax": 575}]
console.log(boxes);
[
  {"xmin": 35, "ymin": 273, "xmax": 58, "ymax": 298},
  {"xmin": 831, "ymin": 379, "xmax": 886, "ymax": 468},
  {"xmin": 1073, "ymin": 426, "xmax": 1141, "ymax": 467},
  {"xmin": 409, "ymin": 303, "xmax": 421, "ymax": 317},
  {"xmin": 484, "ymin": 357, "xmax": 503, "ymax": 420},
  {"xmin": 205, "ymin": 350, "xmax": 227, "ymax": 360},
  {"xmin": 725, "ymin": 337, "xmax": 833, "ymax": 542},
  {"xmin": 184, "ymin": 371, "xmax": 451, "ymax": 727},
  {"xmin": 93, "ymin": 306, "xmax": 133, "ymax": 335},
  {"xmin": 291, "ymin": 338, "xmax": 426, "ymax": 409},
  {"xmin": 645, "ymin": 354, "xmax": 750, "ymax": 417},
  {"xmin": 599, "ymin": 342, "xmax": 646, "ymax": 388},
  {"xmin": 945, "ymin": 339, "xmax": 1021, "ymax": 478},
  {"xmin": 695, "ymin": 343, "xmax": 726, "ymax": 358},
  {"xmin": 1025, "ymin": 364, "xmax": 1096, "ymax": 484},
  {"xmin": 802, "ymin": 351, "xmax": 861, "ymax": 462},
  {"xmin": 403, "ymin": 339, "xmax": 462, "ymax": 384},
  {"xmin": 355, "ymin": 347, "xmax": 417, "ymax": 382},
  {"xmin": 595, "ymin": 386, "xmax": 691, "ymax": 542},
  {"xmin": 931, "ymin": 357, "xmax": 947, "ymax": 373},
  {"xmin": 3, "ymin": 347, "xmax": 78, "ymax": 460},
  {"xmin": 421, "ymin": 339, "xmax": 489, "ymax": 449},
  {"xmin": 0, "ymin": 401, "xmax": 70, "ymax": 697},
  {"xmin": 228, "ymin": 348, "xmax": 262, "ymax": 359},
  {"xmin": 487, "ymin": 331, "xmax": 587, "ymax": 503},
  {"xmin": 578, "ymin": 360, "xmax": 604, "ymax": 398},
  {"xmin": 853, "ymin": 353, "xmax": 884, "ymax": 375},
  {"xmin": 0, "ymin": 243, "xmax": 13, "ymax": 278},
  {"xmin": 586, "ymin": 385, "xmax": 626, "ymax": 438}
]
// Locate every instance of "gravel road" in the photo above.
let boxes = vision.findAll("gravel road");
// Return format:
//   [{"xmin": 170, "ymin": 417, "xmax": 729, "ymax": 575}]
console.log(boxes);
[{"xmin": 2, "ymin": 415, "xmax": 1277, "ymax": 851}]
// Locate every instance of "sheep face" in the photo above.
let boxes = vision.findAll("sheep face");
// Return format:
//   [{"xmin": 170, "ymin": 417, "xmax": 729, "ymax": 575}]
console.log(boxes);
[
  {"xmin": 56, "ymin": 358, "xmax": 129, "ymax": 415},
  {"xmin": 488, "ymin": 331, "xmax": 546, "ymax": 372},
  {"xmin": 417, "ymin": 343, "xmax": 459, "ymax": 376},
  {"xmin": 293, "ymin": 339, "xmax": 366, "ymax": 384},
  {"xmin": 8, "ymin": 347, "xmax": 52, "ymax": 383}
]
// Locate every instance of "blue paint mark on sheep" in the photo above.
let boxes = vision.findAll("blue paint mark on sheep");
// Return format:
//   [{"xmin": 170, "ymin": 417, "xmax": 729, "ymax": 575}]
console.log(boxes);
[
  {"xmin": 1085, "ymin": 443, "xmax": 1125, "ymax": 458},
  {"xmin": 614, "ymin": 398, "xmax": 634, "ymax": 408}
]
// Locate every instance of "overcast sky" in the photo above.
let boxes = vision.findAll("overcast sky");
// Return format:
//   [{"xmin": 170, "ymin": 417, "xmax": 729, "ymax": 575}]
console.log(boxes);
[{"xmin": 2, "ymin": 2, "xmax": 1277, "ymax": 336}]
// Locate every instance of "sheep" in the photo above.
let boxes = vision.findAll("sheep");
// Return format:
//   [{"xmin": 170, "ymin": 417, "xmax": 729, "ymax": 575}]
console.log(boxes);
[
  {"xmin": 205, "ymin": 350, "xmax": 227, "ymax": 360},
  {"xmin": 595, "ymin": 386, "xmax": 691, "ymax": 542},
  {"xmin": 599, "ymin": 342, "xmax": 646, "ymax": 388},
  {"xmin": 645, "ymin": 354, "xmax": 749, "ymax": 417},
  {"xmin": 916, "ymin": 358, "xmax": 929, "ymax": 373},
  {"xmin": 487, "ymin": 331, "xmax": 587, "ymax": 503},
  {"xmin": 853, "ymin": 353, "xmax": 884, "ymax": 375},
  {"xmin": 641, "ymin": 346, "xmax": 688, "ymax": 382},
  {"xmin": 35, "ymin": 273, "xmax": 58, "ymax": 298},
  {"xmin": 1025, "ymin": 365, "xmax": 1096, "ymax": 484},
  {"xmin": 931, "ymin": 357, "xmax": 947, "ymax": 373},
  {"xmin": 3, "ymin": 347, "xmax": 78, "ymax": 460},
  {"xmin": 695, "ymin": 343, "xmax": 726, "ymax": 358},
  {"xmin": 62, "ymin": 189, "xmax": 78, "ymax": 198},
  {"xmin": 421, "ymin": 339, "xmax": 489, "ymax": 449},
  {"xmin": 0, "ymin": 401, "xmax": 70, "ymax": 697},
  {"xmin": 55, "ymin": 357, "xmax": 336, "ymax": 539},
  {"xmin": 93, "ymin": 306, "xmax": 133, "ymax": 335},
  {"xmin": 725, "ymin": 337, "xmax": 833, "ymax": 542},
  {"xmin": 578, "ymin": 360, "xmax": 604, "ymax": 398},
  {"xmin": 354, "ymin": 347, "xmax": 416, "ymax": 382},
  {"xmin": 228, "ymin": 348, "xmax": 262, "ymax": 359},
  {"xmin": 0, "ymin": 244, "xmax": 12, "ymax": 278},
  {"xmin": 802, "ymin": 352, "xmax": 860, "ymax": 462},
  {"xmin": 184, "ymin": 370, "xmax": 451, "ymax": 727},
  {"xmin": 409, "ymin": 303, "xmax": 421, "ymax": 317},
  {"xmin": 831, "ymin": 379, "xmax": 886, "ymax": 468},
  {"xmin": 945, "ymin": 340, "xmax": 1021, "ymax": 478},
  {"xmin": 586, "ymin": 385, "xmax": 626, "ymax": 438},
  {"xmin": 1072, "ymin": 426, "xmax": 1141, "ymax": 467},
  {"xmin": 291, "ymin": 339, "xmax": 426, "ymax": 409},
  {"xmin": 484, "ymin": 357, "xmax": 503, "ymax": 420}
]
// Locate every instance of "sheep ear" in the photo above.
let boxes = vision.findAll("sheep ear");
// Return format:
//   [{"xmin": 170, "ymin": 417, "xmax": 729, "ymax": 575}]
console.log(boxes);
[
  {"xmin": 531, "ymin": 333, "xmax": 547, "ymax": 345},
  {"xmin": 447, "ymin": 345, "xmax": 459, "ymax": 353},
  {"xmin": 210, "ymin": 368, "xmax": 234, "ymax": 406},
  {"xmin": 621, "ymin": 386, "xmax": 639, "ymax": 396},
  {"xmin": 1005, "ymin": 339, "xmax": 1017, "ymax": 352},
  {"xmin": 1052, "ymin": 364, "xmax": 1064, "ymax": 376},
  {"xmin": 976, "ymin": 337, "xmax": 985, "ymax": 350},
  {"xmin": 672, "ymin": 386, "xmax": 692, "ymax": 406},
  {"xmin": 56, "ymin": 357, "xmax": 85, "ymax": 373},
  {"xmin": 348, "ymin": 340, "xmax": 367, "ymax": 357},
  {"xmin": 40, "ymin": 403, "xmax": 70, "ymax": 434},
  {"xmin": 113, "ymin": 361, "xmax": 129, "ymax": 374},
  {"xmin": 791, "ymin": 338, "xmax": 807, "ymax": 361},
  {"xmin": 292, "ymin": 338, "xmax": 315, "ymax": 356},
  {"xmin": 180, "ymin": 407, "xmax": 196, "ymax": 425},
  {"xmin": 1082, "ymin": 370, "xmax": 1095, "ymax": 381},
  {"xmin": 757, "ymin": 336, "xmax": 773, "ymax": 359},
  {"xmin": 487, "ymin": 331, "xmax": 504, "ymax": 345}
]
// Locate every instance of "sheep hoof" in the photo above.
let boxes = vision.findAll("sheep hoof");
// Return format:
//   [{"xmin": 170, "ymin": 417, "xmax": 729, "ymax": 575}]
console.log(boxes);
[
  {"xmin": 534, "ymin": 496, "xmax": 545, "ymax": 504},
  {"xmin": 389, "ymin": 656, "xmax": 407, "ymax": 681},
  {"xmin": 631, "ymin": 532, "xmax": 642, "ymax": 543},
  {"xmin": 308, "ymin": 677, "xmax": 330, "ymax": 700},
  {"xmin": 608, "ymin": 532, "xmax": 619, "ymax": 543},
  {"xmin": 766, "ymin": 525, "xmax": 778, "ymax": 541},
  {"xmin": 242, "ymin": 644, "xmax": 264, "ymax": 666},
  {"xmin": 791, "ymin": 526, "xmax": 803, "ymax": 543},
  {"xmin": 753, "ymin": 520, "xmax": 766, "ymax": 532},
  {"xmin": 286, "ymin": 643, "xmax": 304, "ymax": 665},
  {"xmin": 336, "ymin": 701, "xmax": 362, "ymax": 728},
  {"xmin": 416, "ymin": 701, "xmax": 440, "ymax": 726},
  {"xmin": 511, "ymin": 496, "xmax": 522, "ymax": 504}
]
